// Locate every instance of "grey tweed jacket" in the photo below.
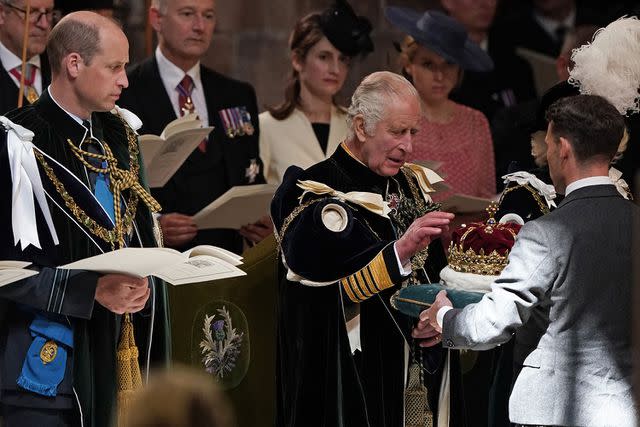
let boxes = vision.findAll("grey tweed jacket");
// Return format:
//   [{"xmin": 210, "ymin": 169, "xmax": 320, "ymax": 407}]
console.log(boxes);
[{"xmin": 442, "ymin": 184, "xmax": 638, "ymax": 426}]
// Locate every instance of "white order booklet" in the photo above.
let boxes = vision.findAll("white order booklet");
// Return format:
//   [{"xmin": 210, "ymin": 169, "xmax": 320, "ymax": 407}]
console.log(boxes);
[
  {"xmin": 192, "ymin": 184, "xmax": 278, "ymax": 230},
  {"xmin": 0, "ymin": 261, "xmax": 38, "ymax": 288},
  {"xmin": 61, "ymin": 245, "xmax": 245, "ymax": 286},
  {"xmin": 139, "ymin": 113, "xmax": 214, "ymax": 188}
]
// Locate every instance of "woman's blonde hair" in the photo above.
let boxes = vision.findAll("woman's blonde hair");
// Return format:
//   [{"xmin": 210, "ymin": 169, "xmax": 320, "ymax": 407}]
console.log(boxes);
[{"xmin": 396, "ymin": 35, "xmax": 464, "ymax": 88}]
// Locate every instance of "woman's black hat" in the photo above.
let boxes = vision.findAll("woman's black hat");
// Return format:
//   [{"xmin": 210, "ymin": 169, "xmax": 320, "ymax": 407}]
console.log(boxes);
[
  {"xmin": 533, "ymin": 81, "xmax": 580, "ymax": 132},
  {"xmin": 320, "ymin": 0, "xmax": 374, "ymax": 57}
]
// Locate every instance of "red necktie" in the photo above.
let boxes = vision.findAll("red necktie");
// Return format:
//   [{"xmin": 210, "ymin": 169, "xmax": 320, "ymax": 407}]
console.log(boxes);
[
  {"xmin": 176, "ymin": 75, "xmax": 207, "ymax": 153},
  {"xmin": 10, "ymin": 63, "xmax": 38, "ymax": 104}
]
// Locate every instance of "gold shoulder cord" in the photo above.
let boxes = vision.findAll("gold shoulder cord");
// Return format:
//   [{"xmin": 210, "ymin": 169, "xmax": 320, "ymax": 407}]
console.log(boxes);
[
  {"xmin": 400, "ymin": 167, "xmax": 441, "ymax": 275},
  {"xmin": 401, "ymin": 167, "xmax": 428, "ymax": 213},
  {"xmin": 35, "ymin": 119, "xmax": 161, "ymax": 250}
]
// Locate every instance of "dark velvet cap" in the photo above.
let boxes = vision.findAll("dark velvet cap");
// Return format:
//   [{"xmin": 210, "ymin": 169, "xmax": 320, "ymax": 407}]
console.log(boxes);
[{"xmin": 533, "ymin": 81, "xmax": 580, "ymax": 132}]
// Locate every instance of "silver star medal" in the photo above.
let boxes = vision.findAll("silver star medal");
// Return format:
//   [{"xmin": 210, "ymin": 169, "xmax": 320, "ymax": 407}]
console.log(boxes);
[{"xmin": 245, "ymin": 159, "xmax": 260, "ymax": 184}]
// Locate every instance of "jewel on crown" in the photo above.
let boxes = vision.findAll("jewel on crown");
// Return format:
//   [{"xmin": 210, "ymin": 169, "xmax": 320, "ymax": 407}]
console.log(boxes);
[{"xmin": 447, "ymin": 202, "xmax": 522, "ymax": 276}]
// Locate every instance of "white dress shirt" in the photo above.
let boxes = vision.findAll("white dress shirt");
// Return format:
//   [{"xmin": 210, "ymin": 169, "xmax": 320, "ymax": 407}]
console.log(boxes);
[
  {"xmin": 155, "ymin": 46, "xmax": 209, "ymax": 126},
  {"xmin": 0, "ymin": 40, "xmax": 43, "ymax": 95},
  {"xmin": 533, "ymin": 7, "xmax": 576, "ymax": 42},
  {"xmin": 564, "ymin": 175, "xmax": 612, "ymax": 196}
]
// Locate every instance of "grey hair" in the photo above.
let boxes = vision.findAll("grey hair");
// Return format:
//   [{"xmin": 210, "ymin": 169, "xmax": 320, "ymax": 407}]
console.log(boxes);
[
  {"xmin": 151, "ymin": 0, "xmax": 168, "ymax": 13},
  {"xmin": 346, "ymin": 71, "xmax": 421, "ymax": 139}
]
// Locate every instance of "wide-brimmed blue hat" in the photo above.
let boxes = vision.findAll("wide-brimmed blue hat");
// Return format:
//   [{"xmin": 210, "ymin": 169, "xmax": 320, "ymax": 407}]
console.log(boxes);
[{"xmin": 385, "ymin": 7, "xmax": 493, "ymax": 72}]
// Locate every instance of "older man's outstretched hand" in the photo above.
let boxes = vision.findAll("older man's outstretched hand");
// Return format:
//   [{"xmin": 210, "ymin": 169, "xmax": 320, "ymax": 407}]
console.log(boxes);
[{"xmin": 395, "ymin": 211, "xmax": 454, "ymax": 265}]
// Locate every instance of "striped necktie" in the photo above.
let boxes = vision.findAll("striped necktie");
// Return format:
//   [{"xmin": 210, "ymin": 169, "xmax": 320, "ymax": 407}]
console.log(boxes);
[
  {"xmin": 10, "ymin": 63, "xmax": 39, "ymax": 104},
  {"xmin": 176, "ymin": 74, "xmax": 207, "ymax": 152}
]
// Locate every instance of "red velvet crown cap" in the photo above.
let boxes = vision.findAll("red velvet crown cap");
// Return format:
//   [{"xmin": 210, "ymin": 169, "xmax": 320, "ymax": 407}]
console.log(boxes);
[{"xmin": 451, "ymin": 221, "xmax": 522, "ymax": 256}]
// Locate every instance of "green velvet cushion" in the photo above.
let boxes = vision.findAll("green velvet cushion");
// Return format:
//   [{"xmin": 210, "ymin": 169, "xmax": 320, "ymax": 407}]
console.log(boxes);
[{"xmin": 390, "ymin": 283, "xmax": 483, "ymax": 318}]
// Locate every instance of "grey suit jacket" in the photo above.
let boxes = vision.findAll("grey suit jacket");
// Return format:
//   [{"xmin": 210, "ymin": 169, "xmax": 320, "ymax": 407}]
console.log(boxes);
[{"xmin": 443, "ymin": 184, "xmax": 638, "ymax": 426}]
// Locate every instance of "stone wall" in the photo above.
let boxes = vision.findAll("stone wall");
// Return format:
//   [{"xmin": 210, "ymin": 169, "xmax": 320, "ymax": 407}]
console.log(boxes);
[{"xmin": 124, "ymin": 0, "xmax": 441, "ymax": 112}]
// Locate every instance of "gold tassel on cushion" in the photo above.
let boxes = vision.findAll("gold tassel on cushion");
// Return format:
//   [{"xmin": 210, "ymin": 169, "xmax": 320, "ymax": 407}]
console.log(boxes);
[{"xmin": 116, "ymin": 313, "xmax": 142, "ymax": 426}]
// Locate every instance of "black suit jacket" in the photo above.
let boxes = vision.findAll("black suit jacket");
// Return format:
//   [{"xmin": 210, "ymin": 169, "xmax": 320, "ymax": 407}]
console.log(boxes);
[
  {"xmin": 494, "ymin": 8, "xmax": 564, "ymax": 58},
  {"xmin": 451, "ymin": 32, "xmax": 537, "ymax": 121},
  {"xmin": 119, "ymin": 56, "xmax": 265, "ymax": 253},
  {"xmin": 0, "ymin": 54, "xmax": 51, "ymax": 115}
]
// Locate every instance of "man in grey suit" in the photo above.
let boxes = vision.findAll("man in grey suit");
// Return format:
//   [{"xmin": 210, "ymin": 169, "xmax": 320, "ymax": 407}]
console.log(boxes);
[{"xmin": 414, "ymin": 94, "xmax": 639, "ymax": 426}]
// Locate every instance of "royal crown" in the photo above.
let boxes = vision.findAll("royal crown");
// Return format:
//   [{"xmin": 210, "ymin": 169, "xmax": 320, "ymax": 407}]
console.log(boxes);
[{"xmin": 447, "ymin": 203, "xmax": 522, "ymax": 276}]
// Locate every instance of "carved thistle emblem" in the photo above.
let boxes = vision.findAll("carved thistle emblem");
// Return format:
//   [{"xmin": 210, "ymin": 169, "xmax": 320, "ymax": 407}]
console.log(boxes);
[{"xmin": 199, "ymin": 306, "xmax": 244, "ymax": 379}]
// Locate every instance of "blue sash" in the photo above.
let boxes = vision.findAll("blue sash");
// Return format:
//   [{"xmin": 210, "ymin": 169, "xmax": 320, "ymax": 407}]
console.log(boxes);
[{"xmin": 18, "ymin": 149, "xmax": 116, "ymax": 396}]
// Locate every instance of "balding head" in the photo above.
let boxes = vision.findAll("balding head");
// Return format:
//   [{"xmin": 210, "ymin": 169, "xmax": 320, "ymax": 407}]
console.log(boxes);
[
  {"xmin": 47, "ymin": 11, "xmax": 123, "ymax": 75},
  {"xmin": 47, "ymin": 11, "xmax": 129, "ymax": 118}
]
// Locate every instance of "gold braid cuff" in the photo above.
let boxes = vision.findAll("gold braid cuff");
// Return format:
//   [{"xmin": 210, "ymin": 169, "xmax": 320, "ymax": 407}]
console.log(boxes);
[{"xmin": 340, "ymin": 249, "xmax": 394, "ymax": 303}]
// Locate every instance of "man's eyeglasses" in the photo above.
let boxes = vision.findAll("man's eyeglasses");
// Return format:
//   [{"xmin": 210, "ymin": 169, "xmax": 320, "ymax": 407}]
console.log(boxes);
[{"xmin": 2, "ymin": 2, "xmax": 60, "ymax": 23}]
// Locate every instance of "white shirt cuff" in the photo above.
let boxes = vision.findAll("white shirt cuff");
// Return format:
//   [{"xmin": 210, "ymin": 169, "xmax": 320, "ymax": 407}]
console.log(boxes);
[
  {"xmin": 393, "ymin": 242, "xmax": 412, "ymax": 276},
  {"xmin": 436, "ymin": 306, "xmax": 453, "ymax": 328}
]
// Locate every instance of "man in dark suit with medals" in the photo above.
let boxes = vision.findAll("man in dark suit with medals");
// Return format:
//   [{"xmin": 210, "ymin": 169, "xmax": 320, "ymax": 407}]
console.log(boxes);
[
  {"xmin": 119, "ymin": 0, "xmax": 270, "ymax": 254},
  {"xmin": 0, "ymin": 0, "xmax": 55, "ymax": 113},
  {"xmin": 0, "ymin": 12, "xmax": 169, "ymax": 427}
]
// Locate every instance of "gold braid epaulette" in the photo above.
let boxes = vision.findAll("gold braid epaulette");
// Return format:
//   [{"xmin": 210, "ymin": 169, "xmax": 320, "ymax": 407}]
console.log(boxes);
[
  {"xmin": 35, "ymin": 118, "xmax": 160, "ymax": 249},
  {"xmin": 400, "ymin": 166, "xmax": 440, "ymax": 274}
]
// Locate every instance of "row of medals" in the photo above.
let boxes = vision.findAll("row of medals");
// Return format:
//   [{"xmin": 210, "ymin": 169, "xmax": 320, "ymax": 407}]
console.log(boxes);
[{"xmin": 182, "ymin": 96, "xmax": 254, "ymax": 139}]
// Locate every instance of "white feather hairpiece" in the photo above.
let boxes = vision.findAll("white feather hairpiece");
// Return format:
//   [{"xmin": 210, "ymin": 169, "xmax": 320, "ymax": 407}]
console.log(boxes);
[{"xmin": 569, "ymin": 16, "xmax": 640, "ymax": 115}]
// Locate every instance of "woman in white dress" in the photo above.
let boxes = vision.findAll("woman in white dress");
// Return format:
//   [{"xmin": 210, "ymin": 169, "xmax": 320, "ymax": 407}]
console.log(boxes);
[{"xmin": 259, "ymin": 0, "xmax": 373, "ymax": 184}]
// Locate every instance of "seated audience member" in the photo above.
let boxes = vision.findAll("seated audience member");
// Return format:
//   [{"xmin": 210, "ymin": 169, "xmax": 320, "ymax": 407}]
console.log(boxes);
[
  {"xmin": 272, "ymin": 71, "xmax": 461, "ymax": 427},
  {"xmin": 259, "ymin": 0, "xmax": 373, "ymax": 185},
  {"xmin": 122, "ymin": 366, "xmax": 235, "ymax": 427},
  {"xmin": 386, "ymin": 8, "xmax": 496, "ymax": 203}
]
